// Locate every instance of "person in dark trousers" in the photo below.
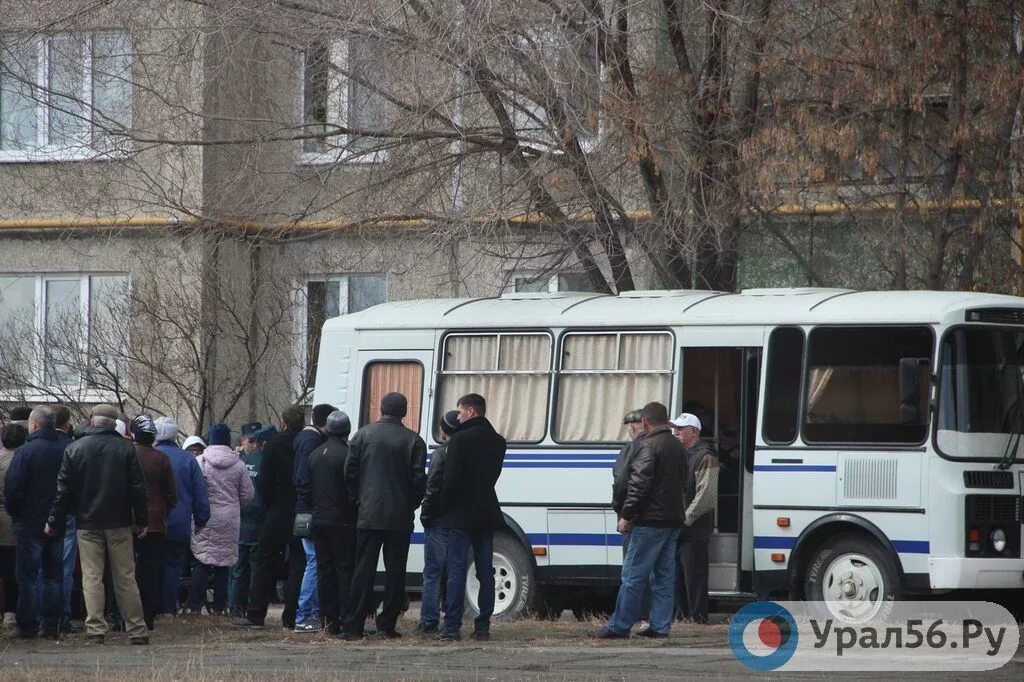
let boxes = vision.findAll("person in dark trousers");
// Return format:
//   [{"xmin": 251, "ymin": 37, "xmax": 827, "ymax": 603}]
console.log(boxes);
[
  {"xmin": 304, "ymin": 410, "xmax": 356, "ymax": 635},
  {"xmin": 130, "ymin": 415, "xmax": 178, "ymax": 631},
  {"xmin": 342, "ymin": 392, "xmax": 426, "ymax": 640},
  {"xmin": 228, "ymin": 422, "xmax": 265, "ymax": 617},
  {"xmin": 416, "ymin": 410, "xmax": 459, "ymax": 635},
  {"xmin": 51, "ymin": 405, "xmax": 79, "ymax": 633},
  {"xmin": 436, "ymin": 394, "xmax": 506, "ymax": 641},
  {"xmin": 291, "ymin": 403, "xmax": 336, "ymax": 632},
  {"xmin": 670, "ymin": 413, "xmax": 718, "ymax": 624},
  {"xmin": 4, "ymin": 406, "xmax": 65, "ymax": 639},
  {"xmin": 0, "ymin": 423, "xmax": 27, "ymax": 627},
  {"xmin": 155, "ymin": 417, "xmax": 210, "ymax": 615},
  {"xmin": 46, "ymin": 404, "xmax": 149, "ymax": 645},
  {"xmin": 232, "ymin": 407, "xmax": 306, "ymax": 630},
  {"xmin": 599, "ymin": 402, "xmax": 687, "ymax": 639}
]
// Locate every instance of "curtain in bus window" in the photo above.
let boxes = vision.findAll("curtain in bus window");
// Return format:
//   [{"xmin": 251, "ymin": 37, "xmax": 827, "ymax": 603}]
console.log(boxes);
[
  {"xmin": 805, "ymin": 367, "xmax": 834, "ymax": 416},
  {"xmin": 363, "ymin": 362, "xmax": 423, "ymax": 433},
  {"xmin": 555, "ymin": 333, "xmax": 672, "ymax": 442},
  {"xmin": 438, "ymin": 334, "xmax": 551, "ymax": 441}
]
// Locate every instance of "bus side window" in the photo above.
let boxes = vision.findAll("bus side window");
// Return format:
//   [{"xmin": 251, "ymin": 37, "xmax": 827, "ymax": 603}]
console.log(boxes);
[
  {"xmin": 763, "ymin": 327, "xmax": 805, "ymax": 444},
  {"xmin": 362, "ymin": 361, "xmax": 424, "ymax": 433}
]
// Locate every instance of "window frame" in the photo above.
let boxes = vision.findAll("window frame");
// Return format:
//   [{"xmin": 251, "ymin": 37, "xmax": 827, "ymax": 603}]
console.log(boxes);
[
  {"xmin": 0, "ymin": 31, "xmax": 131, "ymax": 163},
  {"xmin": 761, "ymin": 326, "xmax": 806, "ymax": 446},
  {"xmin": 503, "ymin": 271, "xmax": 596, "ymax": 294},
  {"xmin": 0, "ymin": 272, "xmax": 129, "ymax": 398},
  {"xmin": 799, "ymin": 324, "xmax": 935, "ymax": 447},
  {"xmin": 293, "ymin": 273, "xmax": 388, "ymax": 393},
  {"xmin": 295, "ymin": 38, "xmax": 386, "ymax": 167},
  {"xmin": 433, "ymin": 329, "xmax": 554, "ymax": 445},
  {"xmin": 551, "ymin": 327, "xmax": 675, "ymax": 445}
]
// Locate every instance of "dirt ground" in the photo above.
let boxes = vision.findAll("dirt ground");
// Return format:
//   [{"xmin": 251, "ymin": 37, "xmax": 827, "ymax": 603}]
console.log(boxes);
[{"xmin": 0, "ymin": 609, "xmax": 1021, "ymax": 681}]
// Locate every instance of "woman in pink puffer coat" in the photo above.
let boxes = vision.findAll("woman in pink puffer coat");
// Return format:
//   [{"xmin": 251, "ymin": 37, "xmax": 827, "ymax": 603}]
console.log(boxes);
[{"xmin": 188, "ymin": 423, "xmax": 254, "ymax": 614}]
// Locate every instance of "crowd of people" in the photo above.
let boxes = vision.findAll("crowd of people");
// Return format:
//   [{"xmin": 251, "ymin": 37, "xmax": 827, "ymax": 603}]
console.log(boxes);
[
  {"xmin": 0, "ymin": 392, "xmax": 717, "ymax": 645},
  {"xmin": 0, "ymin": 391, "xmax": 508, "ymax": 644}
]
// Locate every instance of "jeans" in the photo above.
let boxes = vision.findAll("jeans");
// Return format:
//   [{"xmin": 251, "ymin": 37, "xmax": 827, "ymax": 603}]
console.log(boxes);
[
  {"xmin": 78, "ymin": 527, "xmax": 147, "ymax": 638},
  {"xmin": 162, "ymin": 538, "xmax": 189, "ymax": 614},
  {"xmin": 134, "ymin": 533, "xmax": 165, "ymax": 629},
  {"xmin": 622, "ymin": 530, "xmax": 651, "ymax": 620},
  {"xmin": 343, "ymin": 529, "xmax": 410, "ymax": 636},
  {"xmin": 420, "ymin": 528, "xmax": 449, "ymax": 628},
  {"xmin": 296, "ymin": 537, "xmax": 319, "ymax": 623},
  {"xmin": 442, "ymin": 529, "xmax": 494, "ymax": 636},
  {"xmin": 62, "ymin": 516, "xmax": 77, "ymax": 624},
  {"xmin": 312, "ymin": 524, "xmax": 356, "ymax": 632},
  {"xmin": 14, "ymin": 522, "xmax": 63, "ymax": 636},
  {"xmin": 189, "ymin": 561, "xmax": 229, "ymax": 613},
  {"xmin": 228, "ymin": 543, "xmax": 257, "ymax": 616},
  {"xmin": 606, "ymin": 526, "xmax": 680, "ymax": 636}
]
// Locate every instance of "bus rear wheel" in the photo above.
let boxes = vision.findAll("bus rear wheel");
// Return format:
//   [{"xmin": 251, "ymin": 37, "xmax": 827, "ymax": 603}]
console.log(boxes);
[
  {"xmin": 465, "ymin": 532, "xmax": 539, "ymax": 620},
  {"xmin": 802, "ymin": 533, "xmax": 900, "ymax": 622}
]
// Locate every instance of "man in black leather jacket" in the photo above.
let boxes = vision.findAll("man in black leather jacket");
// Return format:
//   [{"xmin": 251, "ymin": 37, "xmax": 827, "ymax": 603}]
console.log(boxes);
[
  {"xmin": 46, "ymin": 404, "xmax": 148, "ymax": 644},
  {"xmin": 342, "ymin": 392, "xmax": 426, "ymax": 639},
  {"xmin": 599, "ymin": 401, "xmax": 687, "ymax": 640}
]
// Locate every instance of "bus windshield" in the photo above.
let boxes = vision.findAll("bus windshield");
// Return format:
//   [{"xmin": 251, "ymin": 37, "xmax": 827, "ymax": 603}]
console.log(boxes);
[{"xmin": 936, "ymin": 327, "xmax": 1024, "ymax": 460}]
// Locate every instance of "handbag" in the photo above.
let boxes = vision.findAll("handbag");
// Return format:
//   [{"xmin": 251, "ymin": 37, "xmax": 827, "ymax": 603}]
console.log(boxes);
[{"xmin": 293, "ymin": 512, "xmax": 313, "ymax": 538}]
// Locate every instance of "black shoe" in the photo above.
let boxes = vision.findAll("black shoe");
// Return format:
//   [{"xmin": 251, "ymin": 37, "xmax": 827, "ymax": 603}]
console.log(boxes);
[
  {"xmin": 636, "ymin": 628, "xmax": 668, "ymax": 639},
  {"xmin": 594, "ymin": 628, "xmax": 629, "ymax": 639},
  {"xmin": 436, "ymin": 631, "xmax": 461, "ymax": 641},
  {"xmin": 469, "ymin": 631, "xmax": 491, "ymax": 641},
  {"xmin": 130, "ymin": 635, "xmax": 150, "ymax": 645},
  {"xmin": 378, "ymin": 629, "xmax": 402, "ymax": 639},
  {"xmin": 85, "ymin": 634, "xmax": 105, "ymax": 644},
  {"xmin": 341, "ymin": 631, "xmax": 364, "ymax": 641},
  {"xmin": 413, "ymin": 622, "xmax": 439, "ymax": 636},
  {"xmin": 231, "ymin": 618, "xmax": 264, "ymax": 630}
]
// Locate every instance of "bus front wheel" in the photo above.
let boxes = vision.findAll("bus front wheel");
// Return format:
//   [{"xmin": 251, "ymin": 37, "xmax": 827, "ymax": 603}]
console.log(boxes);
[
  {"xmin": 802, "ymin": 533, "xmax": 900, "ymax": 622},
  {"xmin": 465, "ymin": 532, "xmax": 539, "ymax": 620}
]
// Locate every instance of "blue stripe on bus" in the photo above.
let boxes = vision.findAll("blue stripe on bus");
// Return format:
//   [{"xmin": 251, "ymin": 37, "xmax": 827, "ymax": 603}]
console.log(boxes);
[
  {"xmin": 753, "ymin": 465, "xmax": 837, "ymax": 472},
  {"xmin": 753, "ymin": 536, "xmax": 797, "ymax": 549},
  {"xmin": 504, "ymin": 453, "xmax": 619, "ymax": 460},
  {"xmin": 411, "ymin": 532, "xmax": 616, "ymax": 547},
  {"xmin": 503, "ymin": 462, "xmax": 614, "ymax": 468},
  {"xmin": 891, "ymin": 540, "xmax": 929, "ymax": 554}
]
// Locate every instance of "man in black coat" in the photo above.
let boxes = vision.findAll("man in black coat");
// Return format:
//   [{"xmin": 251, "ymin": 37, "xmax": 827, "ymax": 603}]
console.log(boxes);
[
  {"xmin": 233, "ymin": 405, "xmax": 306, "ymax": 630},
  {"xmin": 436, "ymin": 393, "xmax": 506, "ymax": 641},
  {"xmin": 342, "ymin": 392, "xmax": 427, "ymax": 639},
  {"xmin": 306, "ymin": 410, "xmax": 357, "ymax": 635}
]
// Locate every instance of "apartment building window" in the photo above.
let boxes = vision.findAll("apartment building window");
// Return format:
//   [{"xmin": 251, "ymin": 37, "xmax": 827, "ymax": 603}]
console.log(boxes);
[
  {"xmin": 0, "ymin": 274, "xmax": 129, "ymax": 389},
  {"xmin": 300, "ymin": 274, "xmax": 387, "ymax": 387},
  {"xmin": 0, "ymin": 32, "xmax": 132, "ymax": 160},
  {"xmin": 506, "ymin": 271, "xmax": 597, "ymax": 293},
  {"xmin": 505, "ymin": 25, "xmax": 601, "ymax": 151},
  {"xmin": 300, "ymin": 37, "xmax": 387, "ymax": 164}
]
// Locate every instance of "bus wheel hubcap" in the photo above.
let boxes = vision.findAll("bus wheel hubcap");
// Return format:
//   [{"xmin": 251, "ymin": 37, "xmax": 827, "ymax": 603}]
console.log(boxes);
[{"xmin": 822, "ymin": 553, "xmax": 884, "ymax": 622}]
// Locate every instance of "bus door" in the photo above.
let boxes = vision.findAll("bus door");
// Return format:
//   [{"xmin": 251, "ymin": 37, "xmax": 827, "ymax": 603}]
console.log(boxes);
[{"xmin": 678, "ymin": 328, "xmax": 764, "ymax": 593}]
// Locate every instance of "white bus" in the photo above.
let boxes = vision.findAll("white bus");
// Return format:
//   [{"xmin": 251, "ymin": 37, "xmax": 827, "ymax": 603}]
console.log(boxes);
[{"xmin": 313, "ymin": 287, "xmax": 1024, "ymax": 620}]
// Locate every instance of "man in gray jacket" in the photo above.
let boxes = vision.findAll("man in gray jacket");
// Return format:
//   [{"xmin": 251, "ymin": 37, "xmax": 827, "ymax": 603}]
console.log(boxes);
[
  {"xmin": 342, "ymin": 393, "xmax": 427, "ymax": 639},
  {"xmin": 671, "ymin": 413, "xmax": 719, "ymax": 624}
]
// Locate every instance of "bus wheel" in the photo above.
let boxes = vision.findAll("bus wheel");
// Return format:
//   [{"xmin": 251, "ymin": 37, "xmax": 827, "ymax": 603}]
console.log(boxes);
[
  {"xmin": 466, "ymin": 532, "xmax": 537, "ymax": 620},
  {"xmin": 802, "ymin": 533, "xmax": 900, "ymax": 622}
]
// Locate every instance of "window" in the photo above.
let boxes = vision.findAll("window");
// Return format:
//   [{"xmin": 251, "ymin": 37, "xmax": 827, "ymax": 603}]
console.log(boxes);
[
  {"xmin": 803, "ymin": 326, "xmax": 933, "ymax": 444},
  {"xmin": 362, "ymin": 361, "xmax": 423, "ymax": 433},
  {"xmin": 0, "ymin": 32, "xmax": 131, "ymax": 160},
  {"xmin": 0, "ymin": 274, "xmax": 129, "ymax": 389},
  {"xmin": 300, "ymin": 274, "xmax": 386, "ymax": 388},
  {"xmin": 504, "ymin": 24, "xmax": 601, "ymax": 151},
  {"xmin": 300, "ymin": 37, "xmax": 386, "ymax": 163},
  {"xmin": 554, "ymin": 332, "xmax": 673, "ymax": 442},
  {"xmin": 763, "ymin": 327, "xmax": 805, "ymax": 444},
  {"xmin": 506, "ymin": 271, "xmax": 597, "ymax": 293},
  {"xmin": 438, "ymin": 333, "xmax": 551, "ymax": 441}
]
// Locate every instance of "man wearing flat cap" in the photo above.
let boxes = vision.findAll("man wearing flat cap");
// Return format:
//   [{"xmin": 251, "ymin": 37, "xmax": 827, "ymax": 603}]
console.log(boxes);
[
  {"xmin": 342, "ymin": 392, "xmax": 426, "ymax": 640},
  {"xmin": 46, "ymin": 404, "xmax": 149, "ymax": 644}
]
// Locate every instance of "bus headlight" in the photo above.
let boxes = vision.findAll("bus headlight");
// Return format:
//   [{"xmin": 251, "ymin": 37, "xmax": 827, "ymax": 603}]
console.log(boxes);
[{"xmin": 990, "ymin": 528, "xmax": 1008, "ymax": 554}]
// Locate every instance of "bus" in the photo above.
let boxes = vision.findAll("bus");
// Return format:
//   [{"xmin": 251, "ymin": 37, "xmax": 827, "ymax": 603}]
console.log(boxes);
[{"xmin": 312, "ymin": 287, "xmax": 1024, "ymax": 621}]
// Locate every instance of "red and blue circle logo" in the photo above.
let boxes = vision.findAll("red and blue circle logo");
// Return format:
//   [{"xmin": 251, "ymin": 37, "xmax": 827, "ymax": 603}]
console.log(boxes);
[{"xmin": 728, "ymin": 601, "xmax": 799, "ymax": 671}]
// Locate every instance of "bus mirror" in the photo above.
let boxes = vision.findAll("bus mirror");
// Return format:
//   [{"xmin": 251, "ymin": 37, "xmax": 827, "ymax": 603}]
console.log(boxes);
[{"xmin": 899, "ymin": 357, "xmax": 929, "ymax": 425}]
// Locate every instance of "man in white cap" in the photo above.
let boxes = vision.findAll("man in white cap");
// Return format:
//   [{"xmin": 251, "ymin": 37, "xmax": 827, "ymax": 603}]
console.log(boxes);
[{"xmin": 669, "ymin": 413, "xmax": 718, "ymax": 624}]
